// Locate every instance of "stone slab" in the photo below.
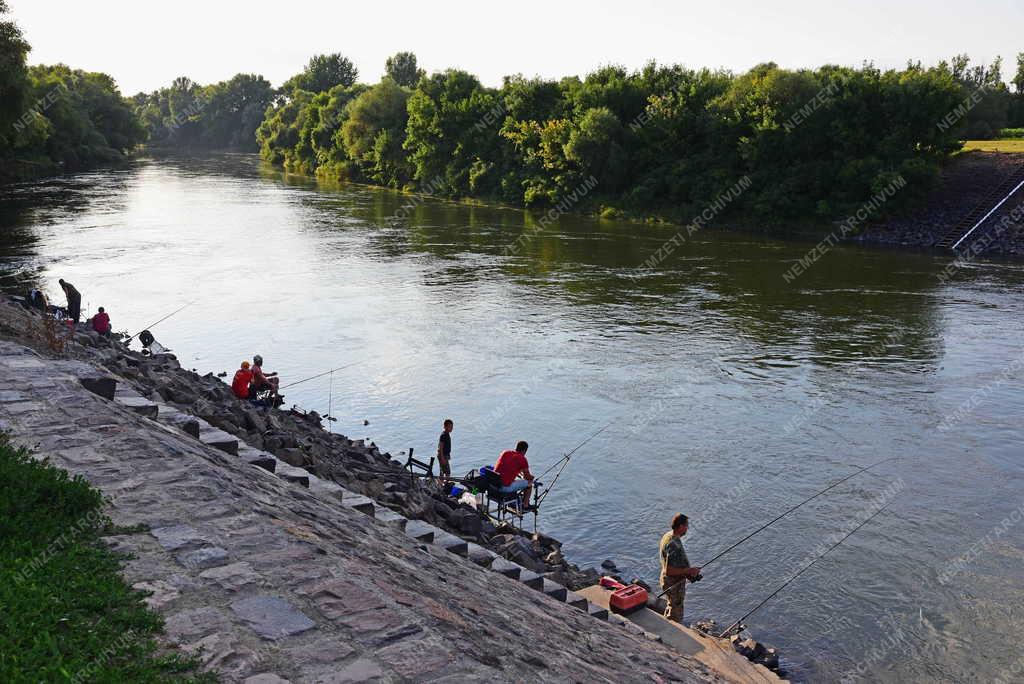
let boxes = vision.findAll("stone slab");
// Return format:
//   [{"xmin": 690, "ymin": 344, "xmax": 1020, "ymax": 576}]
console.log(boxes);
[
  {"xmin": 466, "ymin": 543, "xmax": 497, "ymax": 567},
  {"xmin": 490, "ymin": 557, "xmax": 523, "ymax": 580},
  {"xmin": 403, "ymin": 519, "xmax": 438, "ymax": 543},
  {"xmin": 230, "ymin": 596, "xmax": 316, "ymax": 640},
  {"xmin": 116, "ymin": 395, "xmax": 159, "ymax": 419},
  {"xmin": 371, "ymin": 507, "xmax": 407, "ymax": 530},
  {"xmin": 151, "ymin": 524, "xmax": 209, "ymax": 551},
  {"xmin": 432, "ymin": 530, "xmax": 469, "ymax": 557},
  {"xmin": 200, "ymin": 427, "xmax": 238, "ymax": 456},
  {"xmin": 176, "ymin": 546, "xmax": 229, "ymax": 570},
  {"xmin": 541, "ymin": 579, "xmax": 568, "ymax": 601}
]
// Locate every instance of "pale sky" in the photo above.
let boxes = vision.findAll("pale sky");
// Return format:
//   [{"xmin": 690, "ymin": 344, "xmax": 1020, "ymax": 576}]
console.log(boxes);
[{"xmin": 9, "ymin": 0, "xmax": 1024, "ymax": 96}]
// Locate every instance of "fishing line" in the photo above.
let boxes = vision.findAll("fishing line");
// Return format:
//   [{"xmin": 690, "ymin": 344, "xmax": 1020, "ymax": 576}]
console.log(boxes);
[
  {"xmin": 717, "ymin": 502, "xmax": 891, "ymax": 637},
  {"xmin": 656, "ymin": 456, "xmax": 896, "ymax": 598},
  {"xmin": 280, "ymin": 361, "xmax": 362, "ymax": 390},
  {"xmin": 127, "ymin": 300, "xmax": 198, "ymax": 341},
  {"xmin": 536, "ymin": 422, "xmax": 612, "ymax": 505}
]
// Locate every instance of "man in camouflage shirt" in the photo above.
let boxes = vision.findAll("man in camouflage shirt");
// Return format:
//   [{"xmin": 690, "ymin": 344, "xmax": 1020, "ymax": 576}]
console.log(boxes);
[{"xmin": 659, "ymin": 513, "xmax": 702, "ymax": 623}]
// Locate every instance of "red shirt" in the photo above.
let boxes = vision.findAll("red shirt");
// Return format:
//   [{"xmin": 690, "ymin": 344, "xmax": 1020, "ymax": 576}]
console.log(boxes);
[
  {"xmin": 495, "ymin": 449, "xmax": 529, "ymax": 487},
  {"xmin": 232, "ymin": 369, "xmax": 253, "ymax": 399},
  {"xmin": 92, "ymin": 312, "xmax": 110, "ymax": 333}
]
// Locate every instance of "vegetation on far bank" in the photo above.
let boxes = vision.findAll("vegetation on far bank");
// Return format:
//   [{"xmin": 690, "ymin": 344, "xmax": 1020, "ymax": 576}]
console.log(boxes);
[
  {"xmin": 0, "ymin": 2, "xmax": 143, "ymax": 180},
  {"xmin": 0, "ymin": 435, "xmax": 209, "ymax": 682},
  {"xmin": 4, "ymin": 0, "xmax": 1024, "ymax": 229}
]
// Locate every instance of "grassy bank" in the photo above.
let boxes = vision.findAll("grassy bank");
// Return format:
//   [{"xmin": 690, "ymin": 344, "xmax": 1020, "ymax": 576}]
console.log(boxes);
[
  {"xmin": 0, "ymin": 435, "xmax": 208, "ymax": 682},
  {"xmin": 962, "ymin": 139, "xmax": 1024, "ymax": 153}
]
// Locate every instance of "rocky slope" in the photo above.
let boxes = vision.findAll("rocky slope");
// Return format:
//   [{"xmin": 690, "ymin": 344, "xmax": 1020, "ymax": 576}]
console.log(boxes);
[
  {"xmin": 0, "ymin": 299, "xmax": 786, "ymax": 682},
  {"xmin": 861, "ymin": 151, "xmax": 1024, "ymax": 255}
]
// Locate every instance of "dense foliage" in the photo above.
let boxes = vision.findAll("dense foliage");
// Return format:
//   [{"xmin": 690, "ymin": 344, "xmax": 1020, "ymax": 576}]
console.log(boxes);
[
  {"xmin": 132, "ymin": 73, "xmax": 274, "ymax": 150},
  {"xmin": 0, "ymin": 1, "xmax": 143, "ymax": 178},
  {"xmin": 257, "ymin": 54, "xmax": 993, "ymax": 224}
]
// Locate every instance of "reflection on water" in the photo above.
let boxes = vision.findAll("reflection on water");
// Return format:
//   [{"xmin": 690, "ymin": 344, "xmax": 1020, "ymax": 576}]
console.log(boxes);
[{"xmin": 2, "ymin": 153, "xmax": 1023, "ymax": 682}]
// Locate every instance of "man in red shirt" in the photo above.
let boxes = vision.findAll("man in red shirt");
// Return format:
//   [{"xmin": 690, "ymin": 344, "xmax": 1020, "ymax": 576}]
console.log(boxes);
[
  {"xmin": 494, "ymin": 440, "xmax": 536, "ymax": 511},
  {"xmin": 232, "ymin": 361, "xmax": 253, "ymax": 399}
]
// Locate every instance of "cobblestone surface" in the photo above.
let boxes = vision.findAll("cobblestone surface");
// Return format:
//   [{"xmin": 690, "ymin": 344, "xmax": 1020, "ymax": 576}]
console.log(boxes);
[{"xmin": 0, "ymin": 338, "xmax": 718, "ymax": 683}]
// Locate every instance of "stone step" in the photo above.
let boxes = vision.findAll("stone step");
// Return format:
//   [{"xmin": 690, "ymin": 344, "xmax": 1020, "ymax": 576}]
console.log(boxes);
[
  {"xmin": 490, "ymin": 557, "xmax": 524, "ymax": 580},
  {"xmin": 586, "ymin": 602, "xmax": 609, "ymax": 621},
  {"xmin": 518, "ymin": 570, "xmax": 544, "ymax": 591},
  {"xmin": 540, "ymin": 579, "xmax": 568, "ymax": 602},
  {"xmin": 403, "ymin": 519, "xmax": 438, "ymax": 543},
  {"xmin": 339, "ymin": 491, "xmax": 376, "ymax": 517},
  {"xmin": 155, "ymin": 404, "xmax": 201, "ymax": 439},
  {"xmin": 564, "ymin": 590, "xmax": 588, "ymax": 610},
  {"xmin": 275, "ymin": 463, "xmax": 310, "ymax": 488},
  {"xmin": 307, "ymin": 477, "xmax": 344, "ymax": 502},
  {"xmin": 115, "ymin": 395, "xmax": 159, "ymax": 420},
  {"xmin": 371, "ymin": 507, "xmax": 407, "ymax": 531},
  {"xmin": 80, "ymin": 376, "xmax": 117, "ymax": 400},
  {"xmin": 199, "ymin": 427, "xmax": 238, "ymax": 456},
  {"xmin": 431, "ymin": 530, "xmax": 469, "ymax": 558},
  {"xmin": 466, "ymin": 543, "xmax": 497, "ymax": 568}
]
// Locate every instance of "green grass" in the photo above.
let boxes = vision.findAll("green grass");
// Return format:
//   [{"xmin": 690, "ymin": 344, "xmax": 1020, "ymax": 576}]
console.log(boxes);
[
  {"xmin": 998, "ymin": 128, "xmax": 1024, "ymax": 139},
  {"xmin": 962, "ymin": 139, "xmax": 1024, "ymax": 153},
  {"xmin": 0, "ymin": 435, "xmax": 211, "ymax": 683}
]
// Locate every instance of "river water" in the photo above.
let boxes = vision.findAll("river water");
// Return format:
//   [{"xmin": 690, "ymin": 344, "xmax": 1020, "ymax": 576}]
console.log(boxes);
[{"xmin": 1, "ymin": 153, "xmax": 1022, "ymax": 682}]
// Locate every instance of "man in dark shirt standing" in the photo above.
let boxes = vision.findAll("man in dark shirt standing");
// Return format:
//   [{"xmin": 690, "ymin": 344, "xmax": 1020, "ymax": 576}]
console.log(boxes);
[
  {"xmin": 437, "ymin": 418, "xmax": 453, "ymax": 482},
  {"xmin": 58, "ymin": 279, "xmax": 81, "ymax": 324},
  {"xmin": 659, "ymin": 513, "xmax": 702, "ymax": 623}
]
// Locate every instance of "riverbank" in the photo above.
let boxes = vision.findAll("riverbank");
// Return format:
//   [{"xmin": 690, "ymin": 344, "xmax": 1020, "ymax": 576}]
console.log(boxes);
[
  {"xmin": 254, "ymin": 148, "xmax": 1024, "ymax": 259},
  {"xmin": 861, "ymin": 151, "xmax": 1024, "ymax": 255},
  {"xmin": 0, "ymin": 298, "xmax": 785, "ymax": 682}
]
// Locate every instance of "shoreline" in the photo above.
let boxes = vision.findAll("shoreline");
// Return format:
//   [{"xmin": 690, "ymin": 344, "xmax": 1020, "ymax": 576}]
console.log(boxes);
[{"xmin": 0, "ymin": 296, "xmax": 786, "ymax": 681}]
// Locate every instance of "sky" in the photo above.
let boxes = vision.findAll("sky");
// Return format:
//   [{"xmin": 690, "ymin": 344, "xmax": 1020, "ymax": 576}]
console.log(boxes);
[{"xmin": 9, "ymin": 0, "xmax": 1024, "ymax": 95}]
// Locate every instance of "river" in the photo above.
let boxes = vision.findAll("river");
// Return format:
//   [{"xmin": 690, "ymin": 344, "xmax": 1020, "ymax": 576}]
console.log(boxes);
[{"xmin": 2, "ymin": 153, "xmax": 1022, "ymax": 682}]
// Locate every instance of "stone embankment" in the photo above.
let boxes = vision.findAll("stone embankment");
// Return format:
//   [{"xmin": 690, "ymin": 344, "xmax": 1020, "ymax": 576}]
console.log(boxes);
[
  {"xmin": 0, "ymin": 299, "xmax": 781, "ymax": 682},
  {"xmin": 861, "ymin": 151, "xmax": 1024, "ymax": 255}
]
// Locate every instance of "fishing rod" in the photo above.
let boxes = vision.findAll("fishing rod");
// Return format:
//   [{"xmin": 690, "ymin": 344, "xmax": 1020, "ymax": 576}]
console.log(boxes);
[
  {"xmin": 127, "ymin": 300, "xmax": 197, "ymax": 341},
  {"xmin": 535, "ymin": 422, "xmax": 612, "ymax": 505},
  {"xmin": 656, "ymin": 456, "xmax": 895, "ymax": 598},
  {"xmin": 717, "ymin": 502, "xmax": 891, "ymax": 638},
  {"xmin": 279, "ymin": 361, "xmax": 362, "ymax": 390}
]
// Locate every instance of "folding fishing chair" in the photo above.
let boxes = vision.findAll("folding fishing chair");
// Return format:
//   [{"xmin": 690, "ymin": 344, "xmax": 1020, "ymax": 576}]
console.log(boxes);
[{"xmin": 478, "ymin": 466, "xmax": 543, "ymax": 532}]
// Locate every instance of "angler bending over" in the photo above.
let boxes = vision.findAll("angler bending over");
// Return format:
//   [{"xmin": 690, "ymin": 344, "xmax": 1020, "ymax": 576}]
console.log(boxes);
[
  {"xmin": 660, "ymin": 513, "xmax": 702, "ymax": 623},
  {"xmin": 494, "ymin": 440, "xmax": 536, "ymax": 512}
]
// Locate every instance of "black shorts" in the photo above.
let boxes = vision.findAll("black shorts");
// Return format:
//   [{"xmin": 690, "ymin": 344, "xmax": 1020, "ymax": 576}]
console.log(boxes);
[{"xmin": 439, "ymin": 458, "xmax": 451, "ymax": 476}]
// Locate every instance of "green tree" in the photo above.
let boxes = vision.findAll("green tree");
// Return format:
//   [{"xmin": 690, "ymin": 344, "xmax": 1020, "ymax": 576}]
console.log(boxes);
[
  {"xmin": 284, "ymin": 54, "xmax": 358, "ymax": 93},
  {"xmin": 341, "ymin": 78, "xmax": 411, "ymax": 185},
  {"xmin": 385, "ymin": 52, "xmax": 423, "ymax": 88},
  {"xmin": 0, "ymin": 0, "xmax": 30, "ymax": 151}
]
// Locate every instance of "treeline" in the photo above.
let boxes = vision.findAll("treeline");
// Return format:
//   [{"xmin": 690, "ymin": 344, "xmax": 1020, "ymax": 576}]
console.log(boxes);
[
  {"xmin": 131, "ymin": 74, "xmax": 275, "ymax": 150},
  {"xmin": 251, "ymin": 51, "xmax": 1024, "ymax": 223},
  {"xmin": 0, "ymin": 1, "xmax": 144, "ymax": 179}
]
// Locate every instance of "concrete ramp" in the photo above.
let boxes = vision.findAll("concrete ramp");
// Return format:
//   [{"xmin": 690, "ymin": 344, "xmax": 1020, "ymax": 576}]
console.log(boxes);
[{"xmin": 578, "ymin": 585, "xmax": 785, "ymax": 684}]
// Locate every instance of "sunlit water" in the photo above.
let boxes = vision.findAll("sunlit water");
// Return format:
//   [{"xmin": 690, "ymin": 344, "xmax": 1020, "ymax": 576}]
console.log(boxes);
[{"xmin": 2, "ymin": 153, "xmax": 1022, "ymax": 682}]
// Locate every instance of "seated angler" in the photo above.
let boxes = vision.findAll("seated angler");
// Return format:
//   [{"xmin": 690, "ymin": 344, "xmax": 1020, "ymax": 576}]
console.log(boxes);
[
  {"xmin": 494, "ymin": 440, "xmax": 536, "ymax": 511},
  {"xmin": 232, "ymin": 360, "xmax": 253, "ymax": 400},
  {"xmin": 91, "ymin": 307, "xmax": 111, "ymax": 336},
  {"xmin": 250, "ymin": 354, "xmax": 280, "ymax": 399}
]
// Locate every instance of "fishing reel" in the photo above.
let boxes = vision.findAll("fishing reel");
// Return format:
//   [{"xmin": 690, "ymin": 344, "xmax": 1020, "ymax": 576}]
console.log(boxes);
[{"xmin": 689, "ymin": 573, "xmax": 703, "ymax": 583}]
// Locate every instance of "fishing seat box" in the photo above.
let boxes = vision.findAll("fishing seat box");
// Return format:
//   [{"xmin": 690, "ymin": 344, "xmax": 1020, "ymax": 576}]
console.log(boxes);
[{"xmin": 609, "ymin": 584, "xmax": 648, "ymax": 614}]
